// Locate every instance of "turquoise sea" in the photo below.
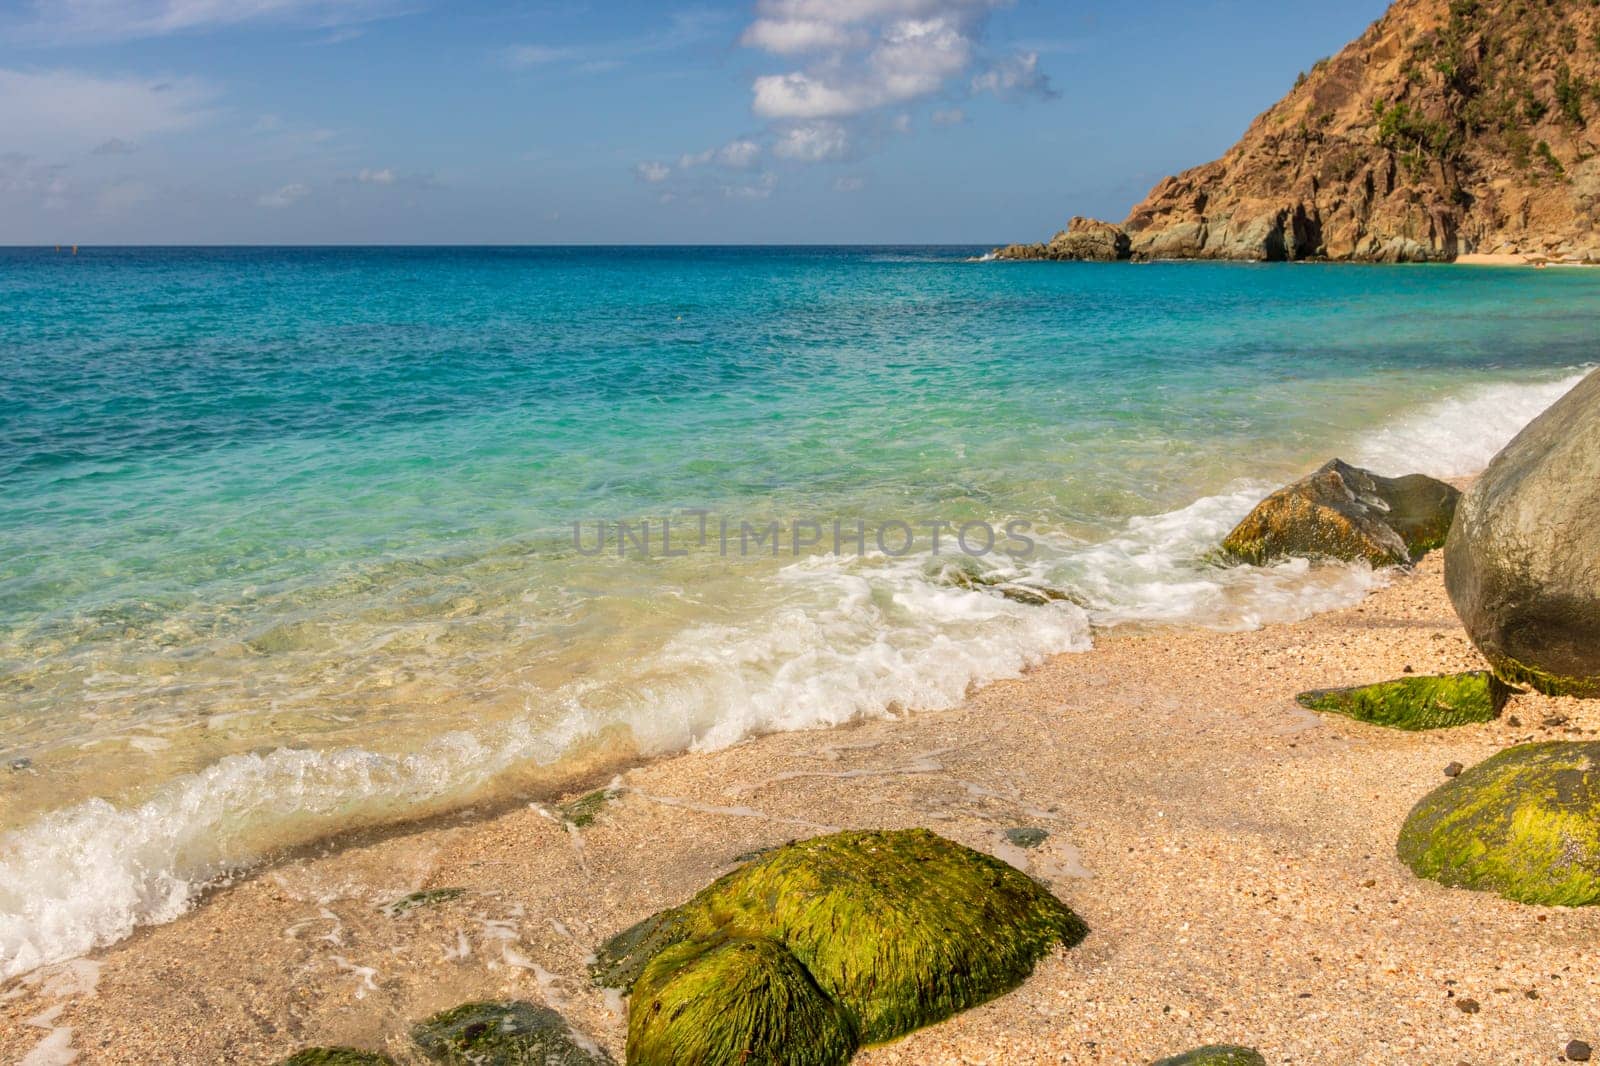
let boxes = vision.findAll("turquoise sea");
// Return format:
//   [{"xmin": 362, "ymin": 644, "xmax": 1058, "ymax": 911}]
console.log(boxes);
[{"xmin": 0, "ymin": 245, "xmax": 1594, "ymax": 977}]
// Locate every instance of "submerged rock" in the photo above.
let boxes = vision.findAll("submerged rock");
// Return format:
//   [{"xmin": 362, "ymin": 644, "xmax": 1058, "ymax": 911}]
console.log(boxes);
[
  {"xmin": 1151, "ymin": 1047, "xmax": 1267, "ymax": 1066},
  {"xmin": 590, "ymin": 907, "xmax": 693, "ymax": 992},
  {"xmin": 411, "ymin": 1001, "xmax": 611, "ymax": 1065},
  {"xmin": 1397, "ymin": 742, "xmax": 1600, "ymax": 906},
  {"xmin": 558, "ymin": 787, "xmax": 615, "ymax": 828},
  {"xmin": 629, "ymin": 938, "xmax": 858, "ymax": 1066},
  {"xmin": 1296, "ymin": 671, "xmax": 1512, "ymax": 731},
  {"xmin": 1445, "ymin": 369, "xmax": 1600, "ymax": 697},
  {"xmin": 1005, "ymin": 827, "xmax": 1050, "ymax": 849},
  {"xmin": 280, "ymin": 1050, "xmax": 395, "ymax": 1066},
  {"xmin": 1222, "ymin": 459, "xmax": 1460, "ymax": 567},
  {"xmin": 603, "ymin": 829, "xmax": 1086, "ymax": 1061},
  {"xmin": 382, "ymin": 887, "xmax": 464, "ymax": 917}
]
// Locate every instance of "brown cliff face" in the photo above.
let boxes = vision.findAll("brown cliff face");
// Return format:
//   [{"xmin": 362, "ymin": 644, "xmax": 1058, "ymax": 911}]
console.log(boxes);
[{"xmin": 1012, "ymin": 0, "xmax": 1600, "ymax": 262}]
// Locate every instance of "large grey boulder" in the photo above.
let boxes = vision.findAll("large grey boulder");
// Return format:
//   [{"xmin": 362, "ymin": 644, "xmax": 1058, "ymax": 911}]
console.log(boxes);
[{"xmin": 1445, "ymin": 370, "xmax": 1600, "ymax": 697}]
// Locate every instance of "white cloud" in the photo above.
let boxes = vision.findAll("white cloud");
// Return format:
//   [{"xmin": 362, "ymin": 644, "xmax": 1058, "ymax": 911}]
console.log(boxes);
[
  {"xmin": 723, "ymin": 171, "xmax": 778, "ymax": 200},
  {"xmin": 356, "ymin": 167, "xmax": 395, "ymax": 184},
  {"xmin": 257, "ymin": 182, "xmax": 309, "ymax": 208},
  {"xmin": 833, "ymin": 175, "xmax": 865, "ymax": 192},
  {"xmin": 634, "ymin": 161, "xmax": 672, "ymax": 183},
  {"xmin": 0, "ymin": 68, "xmax": 213, "ymax": 155},
  {"xmin": 971, "ymin": 51, "xmax": 1054, "ymax": 98},
  {"xmin": 679, "ymin": 139, "xmax": 762, "ymax": 170},
  {"xmin": 12, "ymin": 0, "xmax": 403, "ymax": 44},
  {"xmin": 773, "ymin": 121, "xmax": 849, "ymax": 161},
  {"xmin": 931, "ymin": 107, "xmax": 965, "ymax": 126},
  {"xmin": 741, "ymin": 17, "xmax": 860, "ymax": 54}
]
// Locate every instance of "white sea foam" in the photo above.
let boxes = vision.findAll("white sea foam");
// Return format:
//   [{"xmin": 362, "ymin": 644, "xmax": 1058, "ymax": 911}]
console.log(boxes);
[
  {"xmin": 1353, "ymin": 370, "xmax": 1589, "ymax": 479},
  {"xmin": 0, "ymin": 369, "xmax": 1585, "ymax": 982}
]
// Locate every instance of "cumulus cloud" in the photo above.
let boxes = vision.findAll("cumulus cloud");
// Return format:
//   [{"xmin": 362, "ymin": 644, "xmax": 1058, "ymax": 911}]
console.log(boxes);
[
  {"xmin": 0, "ymin": 68, "xmax": 213, "ymax": 155},
  {"xmin": 257, "ymin": 182, "xmax": 309, "ymax": 208},
  {"xmin": 356, "ymin": 167, "xmax": 395, "ymax": 184},
  {"xmin": 773, "ymin": 121, "xmax": 849, "ymax": 161},
  {"xmin": 723, "ymin": 171, "xmax": 778, "ymax": 200}
]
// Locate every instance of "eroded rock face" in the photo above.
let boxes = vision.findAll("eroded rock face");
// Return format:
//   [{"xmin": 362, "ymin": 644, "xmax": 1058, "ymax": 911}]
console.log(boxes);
[
  {"xmin": 1008, "ymin": 1, "xmax": 1600, "ymax": 262},
  {"xmin": 1397, "ymin": 742, "xmax": 1600, "ymax": 906},
  {"xmin": 600, "ymin": 829, "xmax": 1088, "ymax": 1063},
  {"xmin": 1222, "ymin": 459, "xmax": 1460, "ymax": 567},
  {"xmin": 1445, "ymin": 369, "xmax": 1600, "ymax": 697},
  {"xmin": 994, "ymin": 216, "xmax": 1131, "ymax": 261}
]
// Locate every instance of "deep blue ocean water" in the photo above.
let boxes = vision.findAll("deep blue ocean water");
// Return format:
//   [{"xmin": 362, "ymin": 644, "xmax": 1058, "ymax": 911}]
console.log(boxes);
[{"xmin": 0, "ymin": 245, "xmax": 1594, "ymax": 977}]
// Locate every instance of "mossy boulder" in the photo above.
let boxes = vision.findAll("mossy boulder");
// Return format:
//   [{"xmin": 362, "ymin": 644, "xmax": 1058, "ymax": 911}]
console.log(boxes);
[
  {"xmin": 411, "ymin": 1001, "xmax": 611, "ymax": 1065},
  {"xmin": 628, "ymin": 938, "xmax": 858, "ymax": 1066},
  {"xmin": 1222, "ymin": 459, "xmax": 1460, "ymax": 567},
  {"xmin": 1151, "ymin": 1047, "xmax": 1266, "ymax": 1066},
  {"xmin": 1445, "ymin": 369, "xmax": 1600, "ymax": 698},
  {"xmin": 280, "ymin": 1050, "xmax": 395, "ymax": 1066},
  {"xmin": 1397, "ymin": 742, "xmax": 1600, "ymax": 906},
  {"xmin": 1296, "ymin": 671, "xmax": 1511, "ymax": 730},
  {"xmin": 604, "ymin": 829, "xmax": 1086, "ymax": 1062}
]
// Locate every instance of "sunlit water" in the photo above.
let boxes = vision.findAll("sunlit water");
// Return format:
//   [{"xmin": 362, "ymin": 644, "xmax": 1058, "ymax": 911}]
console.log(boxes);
[{"xmin": 1, "ymin": 245, "xmax": 1594, "ymax": 977}]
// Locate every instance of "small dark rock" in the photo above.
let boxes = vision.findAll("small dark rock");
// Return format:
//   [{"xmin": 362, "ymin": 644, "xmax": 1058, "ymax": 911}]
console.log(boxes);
[
  {"xmin": 412, "ymin": 1001, "xmax": 611, "ymax": 1065},
  {"xmin": 1150, "ymin": 1046, "xmax": 1266, "ymax": 1066},
  {"xmin": 1004, "ymin": 827, "xmax": 1049, "ymax": 849},
  {"xmin": 1455, "ymin": 997, "xmax": 1480, "ymax": 1014},
  {"xmin": 1443, "ymin": 761, "xmax": 1464, "ymax": 778},
  {"xmin": 1543, "ymin": 716, "xmax": 1569, "ymax": 728},
  {"xmin": 1509, "ymin": 716, "xmax": 1522, "ymax": 727},
  {"xmin": 1403, "ymin": 664, "xmax": 1415, "ymax": 673},
  {"xmin": 1567, "ymin": 1039, "xmax": 1593, "ymax": 1062},
  {"xmin": 8, "ymin": 758, "xmax": 31, "ymax": 772},
  {"xmin": 279, "ymin": 1050, "xmax": 394, "ymax": 1066}
]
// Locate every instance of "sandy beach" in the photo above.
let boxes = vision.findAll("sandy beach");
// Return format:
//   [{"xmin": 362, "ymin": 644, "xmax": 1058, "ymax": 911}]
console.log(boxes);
[{"xmin": 3, "ymin": 548, "xmax": 1595, "ymax": 1066}]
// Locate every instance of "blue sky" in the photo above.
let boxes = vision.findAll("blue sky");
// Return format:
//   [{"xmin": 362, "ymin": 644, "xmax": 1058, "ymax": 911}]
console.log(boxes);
[{"xmin": 0, "ymin": 0, "xmax": 1390, "ymax": 244}]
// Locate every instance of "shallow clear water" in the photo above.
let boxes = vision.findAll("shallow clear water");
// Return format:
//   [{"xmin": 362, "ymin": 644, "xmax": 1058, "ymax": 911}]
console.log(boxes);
[{"xmin": 0, "ymin": 245, "xmax": 1594, "ymax": 977}]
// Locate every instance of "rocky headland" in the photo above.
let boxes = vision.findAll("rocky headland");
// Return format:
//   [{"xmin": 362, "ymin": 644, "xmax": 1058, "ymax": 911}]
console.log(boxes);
[{"xmin": 995, "ymin": 0, "xmax": 1600, "ymax": 263}]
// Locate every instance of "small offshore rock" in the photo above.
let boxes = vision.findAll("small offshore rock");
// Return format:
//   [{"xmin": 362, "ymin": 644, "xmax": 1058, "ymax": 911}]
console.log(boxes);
[
  {"xmin": 1567, "ymin": 1039, "xmax": 1593, "ymax": 1061},
  {"xmin": 992, "ymin": 216, "xmax": 1131, "ymax": 261},
  {"xmin": 1004, "ymin": 827, "xmax": 1050, "ymax": 849},
  {"xmin": 411, "ymin": 1001, "xmax": 611, "ymax": 1065},
  {"xmin": 1150, "ymin": 1046, "xmax": 1267, "ymax": 1066},
  {"xmin": 1443, "ymin": 761, "xmax": 1464, "ymax": 778},
  {"xmin": 1223, "ymin": 458, "xmax": 1460, "ymax": 567}
]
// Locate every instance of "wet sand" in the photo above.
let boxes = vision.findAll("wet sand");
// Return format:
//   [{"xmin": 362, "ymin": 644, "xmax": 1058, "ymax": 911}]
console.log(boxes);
[{"xmin": 3, "ymin": 552, "xmax": 1597, "ymax": 1065}]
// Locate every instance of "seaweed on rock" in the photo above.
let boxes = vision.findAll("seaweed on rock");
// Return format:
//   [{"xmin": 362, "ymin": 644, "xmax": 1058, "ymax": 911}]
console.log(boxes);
[
  {"xmin": 600, "ymin": 828, "xmax": 1088, "ymax": 1063},
  {"xmin": 1398, "ymin": 742, "xmax": 1600, "ymax": 906},
  {"xmin": 1296, "ymin": 671, "xmax": 1511, "ymax": 730},
  {"xmin": 411, "ymin": 1000, "xmax": 612, "ymax": 1065}
]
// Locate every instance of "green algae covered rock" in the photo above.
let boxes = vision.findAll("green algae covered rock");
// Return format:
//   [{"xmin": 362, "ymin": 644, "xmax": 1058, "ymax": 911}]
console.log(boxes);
[
  {"xmin": 606, "ymin": 828, "xmax": 1087, "ymax": 1063},
  {"xmin": 628, "ymin": 937, "xmax": 858, "ymax": 1066},
  {"xmin": 382, "ymin": 887, "xmax": 465, "ymax": 917},
  {"xmin": 1222, "ymin": 459, "xmax": 1459, "ymax": 567},
  {"xmin": 411, "ymin": 1001, "xmax": 612, "ymax": 1065},
  {"xmin": 280, "ymin": 1049, "xmax": 396, "ymax": 1066},
  {"xmin": 1398, "ymin": 742, "xmax": 1600, "ymax": 906},
  {"xmin": 1296, "ymin": 671, "xmax": 1511, "ymax": 730},
  {"xmin": 1151, "ymin": 1047, "xmax": 1266, "ymax": 1066}
]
